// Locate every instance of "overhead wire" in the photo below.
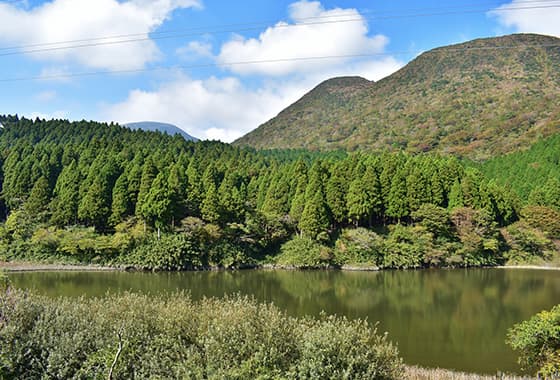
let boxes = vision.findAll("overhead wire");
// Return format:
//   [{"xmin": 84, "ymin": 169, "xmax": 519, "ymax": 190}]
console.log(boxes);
[
  {"xmin": 1, "ymin": 41, "xmax": 559, "ymax": 83},
  {"xmin": 0, "ymin": 0, "xmax": 559, "ymax": 56},
  {"xmin": 0, "ymin": 0, "xmax": 559, "ymax": 82}
]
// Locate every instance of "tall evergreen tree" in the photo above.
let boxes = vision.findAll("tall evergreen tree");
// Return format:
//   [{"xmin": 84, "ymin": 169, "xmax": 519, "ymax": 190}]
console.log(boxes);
[
  {"xmin": 51, "ymin": 160, "xmax": 80, "ymax": 226},
  {"xmin": 135, "ymin": 159, "xmax": 157, "ymax": 217},
  {"xmin": 201, "ymin": 182, "xmax": 220, "ymax": 224},
  {"xmin": 109, "ymin": 173, "xmax": 131, "ymax": 226},
  {"xmin": 448, "ymin": 180, "xmax": 465, "ymax": 210},
  {"xmin": 299, "ymin": 189, "xmax": 329, "ymax": 241},
  {"xmin": 25, "ymin": 176, "xmax": 51, "ymax": 218},
  {"xmin": 141, "ymin": 172, "xmax": 172, "ymax": 235},
  {"xmin": 326, "ymin": 163, "xmax": 348, "ymax": 226},
  {"xmin": 386, "ymin": 169, "xmax": 409, "ymax": 222}
]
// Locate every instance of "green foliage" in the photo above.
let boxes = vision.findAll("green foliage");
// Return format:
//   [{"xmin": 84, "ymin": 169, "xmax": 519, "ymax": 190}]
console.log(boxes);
[
  {"xmin": 140, "ymin": 172, "xmax": 172, "ymax": 229},
  {"xmin": 277, "ymin": 237, "xmax": 333, "ymax": 268},
  {"xmin": 507, "ymin": 304, "xmax": 560, "ymax": 378},
  {"xmin": 334, "ymin": 228, "xmax": 383, "ymax": 266},
  {"xmin": 520, "ymin": 206, "xmax": 560, "ymax": 239},
  {"xmin": 449, "ymin": 207, "xmax": 503, "ymax": 266},
  {"xmin": 412, "ymin": 204, "xmax": 452, "ymax": 238},
  {"xmin": 480, "ymin": 134, "xmax": 560, "ymax": 202},
  {"xmin": 382, "ymin": 224, "xmax": 429, "ymax": 269},
  {"xmin": 299, "ymin": 189, "xmax": 329, "ymax": 241},
  {"xmin": 24, "ymin": 176, "xmax": 51, "ymax": 218},
  {"xmin": 502, "ymin": 222, "xmax": 555, "ymax": 264},
  {"xmin": 127, "ymin": 234, "xmax": 204, "ymax": 270},
  {"xmin": 0, "ymin": 270, "xmax": 8, "ymax": 291},
  {"xmin": 0, "ymin": 115, "xmax": 554, "ymax": 270},
  {"xmin": 0, "ymin": 291, "xmax": 404, "ymax": 379}
]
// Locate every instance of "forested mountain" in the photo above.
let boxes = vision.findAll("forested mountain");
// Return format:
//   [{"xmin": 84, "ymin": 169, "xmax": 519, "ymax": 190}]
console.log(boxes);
[
  {"xmin": 0, "ymin": 115, "xmax": 557, "ymax": 270},
  {"xmin": 478, "ymin": 133, "xmax": 560, "ymax": 201},
  {"xmin": 235, "ymin": 34, "xmax": 560, "ymax": 160},
  {"xmin": 125, "ymin": 121, "xmax": 198, "ymax": 141}
]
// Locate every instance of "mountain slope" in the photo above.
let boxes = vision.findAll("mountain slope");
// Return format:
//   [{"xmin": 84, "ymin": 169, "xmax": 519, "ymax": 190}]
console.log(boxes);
[
  {"xmin": 125, "ymin": 121, "xmax": 199, "ymax": 141},
  {"xmin": 235, "ymin": 34, "xmax": 560, "ymax": 159}
]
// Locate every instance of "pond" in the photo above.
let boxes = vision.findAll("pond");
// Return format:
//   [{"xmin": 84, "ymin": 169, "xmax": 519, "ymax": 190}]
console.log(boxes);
[{"xmin": 7, "ymin": 268, "xmax": 560, "ymax": 375}]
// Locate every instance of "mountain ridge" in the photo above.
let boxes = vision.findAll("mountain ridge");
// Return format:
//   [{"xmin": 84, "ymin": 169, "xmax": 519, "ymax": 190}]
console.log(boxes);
[
  {"xmin": 125, "ymin": 121, "xmax": 198, "ymax": 142},
  {"xmin": 235, "ymin": 33, "xmax": 560, "ymax": 160}
]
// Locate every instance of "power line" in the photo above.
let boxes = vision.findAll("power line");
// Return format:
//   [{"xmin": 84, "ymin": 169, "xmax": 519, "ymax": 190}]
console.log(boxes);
[
  {"xmin": 1, "ymin": 1, "xmax": 560, "ymax": 56},
  {"xmin": 1, "ymin": 41, "xmax": 559, "ymax": 83}
]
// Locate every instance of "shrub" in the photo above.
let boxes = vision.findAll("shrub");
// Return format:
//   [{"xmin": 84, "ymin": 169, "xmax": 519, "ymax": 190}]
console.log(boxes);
[
  {"xmin": 507, "ymin": 304, "xmax": 560, "ymax": 378},
  {"xmin": 381, "ymin": 224, "xmax": 429, "ymax": 269},
  {"xmin": 276, "ymin": 236, "xmax": 333, "ymax": 268},
  {"xmin": 449, "ymin": 207, "xmax": 503, "ymax": 266},
  {"xmin": 334, "ymin": 228, "xmax": 383, "ymax": 266},
  {"xmin": 126, "ymin": 233, "xmax": 204, "ymax": 270},
  {"xmin": 412, "ymin": 203, "xmax": 453, "ymax": 239},
  {"xmin": 0, "ymin": 290, "xmax": 404, "ymax": 379},
  {"xmin": 502, "ymin": 221, "xmax": 555, "ymax": 264}
]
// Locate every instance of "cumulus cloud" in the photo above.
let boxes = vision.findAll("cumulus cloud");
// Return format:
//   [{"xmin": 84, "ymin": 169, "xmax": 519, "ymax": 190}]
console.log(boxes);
[
  {"xmin": 104, "ymin": 1, "xmax": 403, "ymax": 142},
  {"xmin": 217, "ymin": 0, "xmax": 390, "ymax": 76},
  {"xmin": 490, "ymin": 0, "xmax": 560, "ymax": 36},
  {"xmin": 0, "ymin": 0, "xmax": 201, "ymax": 70},
  {"xmin": 103, "ymin": 74, "xmax": 299, "ymax": 142},
  {"xmin": 103, "ymin": 55, "xmax": 402, "ymax": 142}
]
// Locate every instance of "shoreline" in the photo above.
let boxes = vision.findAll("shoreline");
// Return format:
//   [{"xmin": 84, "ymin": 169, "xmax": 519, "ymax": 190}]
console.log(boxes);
[
  {"xmin": 496, "ymin": 265, "xmax": 560, "ymax": 271},
  {"xmin": 2, "ymin": 260, "xmax": 559, "ymax": 273},
  {"xmin": 0, "ymin": 261, "xmax": 119, "ymax": 273}
]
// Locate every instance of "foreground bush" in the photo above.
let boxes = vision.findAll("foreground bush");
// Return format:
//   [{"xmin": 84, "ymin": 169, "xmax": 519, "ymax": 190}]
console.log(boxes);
[
  {"xmin": 0, "ymin": 290, "xmax": 403, "ymax": 379},
  {"xmin": 507, "ymin": 304, "xmax": 560, "ymax": 378}
]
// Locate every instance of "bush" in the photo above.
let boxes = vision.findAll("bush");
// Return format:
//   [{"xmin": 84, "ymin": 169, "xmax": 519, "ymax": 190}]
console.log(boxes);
[
  {"xmin": 507, "ymin": 304, "xmax": 560, "ymax": 378},
  {"xmin": 334, "ymin": 228, "xmax": 383, "ymax": 266},
  {"xmin": 276, "ymin": 236, "xmax": 333, "ymax": 268},
  {"xmin": 449, "ymin": 207, "xmax": 503, "ymax": 266},
  {"xmin": 412, "ymin": 203, "xmax": 453, "ymax": 239},
  {"xmin": 125, "ymin": 233, "xmax": 204, "ymax": 270},
  {"xmin": 381, "ymin": 225, "xmax": 429, "ymax": 269},
  {"xmin": 0, "ymin": 290, "xmax": 404, "ymax": 379},
  {"xmin": 502, "ymin": 221, "xmax": 555, "ymax": 264}
]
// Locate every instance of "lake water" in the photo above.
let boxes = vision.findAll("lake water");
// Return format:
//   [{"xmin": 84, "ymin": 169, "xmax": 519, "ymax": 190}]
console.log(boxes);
[{"xmin": 7, "ymin": 268, "xmax": 560, "ymax": 375}]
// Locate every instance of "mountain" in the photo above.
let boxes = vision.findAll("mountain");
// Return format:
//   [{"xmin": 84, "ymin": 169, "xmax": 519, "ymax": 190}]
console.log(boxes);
[
  {"xmin": 235, "ymin": 34, "xmax": 560, "ymax": 160},
  {"xmin": 125, "ymin": 121, "xmax": 198, "ymax": 141}
]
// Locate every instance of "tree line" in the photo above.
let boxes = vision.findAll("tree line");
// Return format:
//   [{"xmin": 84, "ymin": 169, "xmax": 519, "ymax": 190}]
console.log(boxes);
[{"xmin": 0, "ymin": 115, "xmax": 557, "ymax": 269}]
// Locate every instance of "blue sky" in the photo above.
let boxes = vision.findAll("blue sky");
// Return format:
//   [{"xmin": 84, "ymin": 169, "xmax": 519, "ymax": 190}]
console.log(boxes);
[{"xmin": 0, "ymin": 0, "xmax": 558, "ymax": 141}]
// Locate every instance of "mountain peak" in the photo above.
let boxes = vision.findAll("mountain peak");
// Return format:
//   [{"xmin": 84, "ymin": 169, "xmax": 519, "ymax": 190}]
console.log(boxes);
[
  {"xmin": 125, "ymin": 121, "xmax": 199, "ymax": 142},
  {"xmin": 235, "ymin": 33, "xmax": 560, "ymax": 159}
]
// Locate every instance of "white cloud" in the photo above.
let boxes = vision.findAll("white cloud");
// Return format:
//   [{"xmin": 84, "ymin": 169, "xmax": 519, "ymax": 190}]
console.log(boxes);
[
  {"xmin": 35, "ymin": 90, "xmax": 57, "ymax": 102},
  {"xmin": 104, "ymin": 0, "xmax": 404, "ymax": 142},
  {"xmin": 217, "ymin": 0, "xmax": 390, "ymax": 76},
  {"xmin": 103, "ymin": 54, "xmax": 403, "ymax": 142},
  {"xmin": 176, "ymin": 41, "xmax": 214, "ymax": 60},
  {"xmin": 0, "ymin": 0, "xmax": 201, "ymax": 70},
  {"xmin": 490, "ymin": 0, "xmax": 560, "ymax": 36},
  {"xmin": 104, "ymin": 74, "xmax": 298, "ymax": 142}
]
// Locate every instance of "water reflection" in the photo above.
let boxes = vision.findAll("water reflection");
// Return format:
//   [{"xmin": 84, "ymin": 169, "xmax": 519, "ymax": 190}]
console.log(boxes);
[{"xmin": 8, "ymin": 268, "xmax": 560, "ymax": 374}]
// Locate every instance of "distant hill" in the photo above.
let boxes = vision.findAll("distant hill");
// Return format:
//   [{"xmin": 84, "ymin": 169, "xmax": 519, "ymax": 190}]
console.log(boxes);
[
  {"xmin": 125, "ymin": 121, "xmax": 198, "ymax": 141},
  {"xmin": 235, "ymin": 33, "xmax": 560, "ymax": 160}
]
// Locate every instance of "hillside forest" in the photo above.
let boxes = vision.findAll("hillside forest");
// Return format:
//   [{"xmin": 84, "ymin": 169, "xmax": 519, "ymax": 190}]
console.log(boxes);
[{"xmin": 0, "ymin": 115, "xmax": 558, "ymax": 270}]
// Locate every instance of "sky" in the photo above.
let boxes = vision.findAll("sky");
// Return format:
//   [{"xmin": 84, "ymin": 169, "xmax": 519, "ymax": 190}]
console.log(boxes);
[{"xmin": 0, "ymin": 0, "xmax": 559, "ymax": 142}]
